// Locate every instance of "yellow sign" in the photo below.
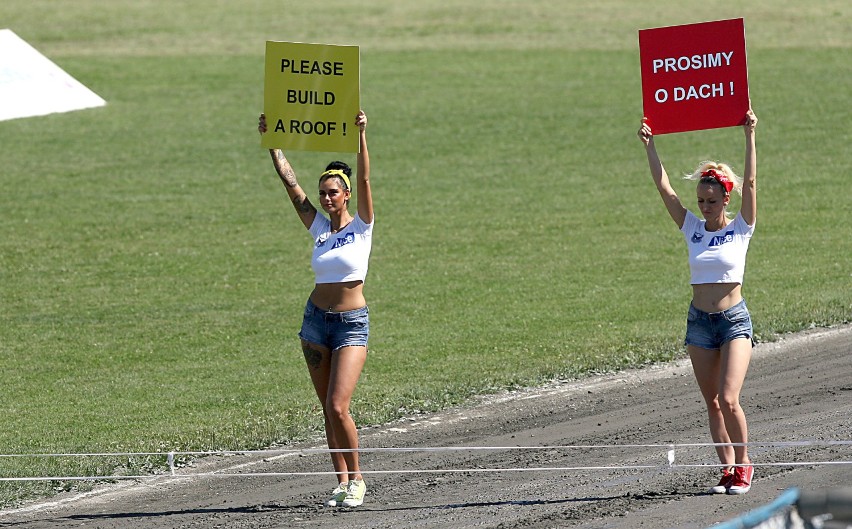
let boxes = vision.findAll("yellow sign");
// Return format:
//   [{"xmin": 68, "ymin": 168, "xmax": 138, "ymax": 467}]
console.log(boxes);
[{"xmin": 262, "ymin": 41, "xmax": 360, "ymax": 153}]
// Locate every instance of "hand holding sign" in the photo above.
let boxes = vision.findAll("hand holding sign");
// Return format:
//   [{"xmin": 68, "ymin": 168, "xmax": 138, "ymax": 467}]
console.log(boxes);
[
  {"xmin": 637, "ymin": 117, "xmax": 653, "ymax": 146},
  {"xmin": 639, "ymin": 18, "xmax": 750, "ymax": 135},
  {"xmin": 743, "ymin": 108, "xmax": 758, "ymax": 134}
]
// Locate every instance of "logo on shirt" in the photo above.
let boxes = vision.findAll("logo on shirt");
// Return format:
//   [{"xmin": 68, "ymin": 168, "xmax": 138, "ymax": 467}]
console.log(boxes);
[
  {"xmin": 691, "ymin": 232, "xmax": 704, "ymax": 243},
  {"xmin": 709, "ymin": 230, "xmax": 735, "ymax": 247},
  {"xmin": 331, "ymin": 232, "xmax": 355, "ymax": 249},
  {"xmin": 315, "ymin": 234, "xmax": 329, "ymax": 248}
]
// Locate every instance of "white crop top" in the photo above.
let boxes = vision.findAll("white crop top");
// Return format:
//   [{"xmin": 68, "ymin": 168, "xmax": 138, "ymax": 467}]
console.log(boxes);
[
  {"xmin": 681, "ymin": 210, "xmax": 754, "ymax": 285},
  {"xmin": 309, "ymin": 213, "xmax": 373, "ymax": 284}
]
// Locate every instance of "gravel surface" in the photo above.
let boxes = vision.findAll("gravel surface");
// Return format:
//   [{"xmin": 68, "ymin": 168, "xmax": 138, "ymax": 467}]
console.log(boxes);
[{"xmin": 2, "ymin": 324, "xmax": 850, "ymax": 529}]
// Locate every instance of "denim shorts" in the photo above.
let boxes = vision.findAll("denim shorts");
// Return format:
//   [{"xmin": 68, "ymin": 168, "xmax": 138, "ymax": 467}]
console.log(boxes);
[
  {"xmin": 298, "ymin": 299, "xmax": 369, "ymax": 351},
  {"xmin": 684, "ymin": 299, "xmax": 755, "ymax": 350}
]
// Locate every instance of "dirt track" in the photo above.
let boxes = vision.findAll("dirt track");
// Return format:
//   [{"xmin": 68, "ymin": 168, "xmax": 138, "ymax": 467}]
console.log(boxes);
[{"xmin": 2, "ymin": 324, "xmax": 850, "ymax": 529}]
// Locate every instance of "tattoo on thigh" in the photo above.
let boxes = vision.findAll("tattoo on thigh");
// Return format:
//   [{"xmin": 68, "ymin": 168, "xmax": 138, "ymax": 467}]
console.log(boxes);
[{"xmin": 302, "ymin": 343, "xmax": 323, "ymax": 369}]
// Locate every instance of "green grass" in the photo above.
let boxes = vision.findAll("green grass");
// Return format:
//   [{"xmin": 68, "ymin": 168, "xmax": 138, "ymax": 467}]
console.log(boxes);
[{"xmin": 1, "ymin": 0, "xmax": 850, "ymax": 507}]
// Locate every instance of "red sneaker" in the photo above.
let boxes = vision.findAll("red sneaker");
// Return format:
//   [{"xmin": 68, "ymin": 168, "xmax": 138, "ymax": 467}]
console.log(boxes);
[
  {"xmin": 708, "ymin": 468, "xmax": 733, "ymax": 494},
  {"xmin": 727, "ymin": 465, "xmax": 754, "ymax": 495}
]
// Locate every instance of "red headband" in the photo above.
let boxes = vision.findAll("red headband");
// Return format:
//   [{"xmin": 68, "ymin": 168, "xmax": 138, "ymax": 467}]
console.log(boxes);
[{"xmin": 701, "ymin": 169, "xmax": 734, "ymax": 194}]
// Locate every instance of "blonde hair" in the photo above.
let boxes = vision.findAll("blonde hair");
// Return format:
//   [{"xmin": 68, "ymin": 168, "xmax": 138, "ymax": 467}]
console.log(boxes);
[{"xmin": 684, "ymin": 161, "xmax": 743, "ymax": 195}]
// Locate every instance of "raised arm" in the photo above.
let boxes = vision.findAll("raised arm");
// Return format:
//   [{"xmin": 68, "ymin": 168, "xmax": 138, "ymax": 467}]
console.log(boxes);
[
  {"xmin": 355, "ymin": 110, "xmax": 373, "ymax": 224},
  {"xmin": 739, "ymin": 109, "xmax": 758, "ymax": 226},
  {"xmin": 638, "ymin": 118, "xmax": 687, "ymax": 229},
  {"xmin": 258, "ymin": 113, "xmax": 316, "ymax": 230}
]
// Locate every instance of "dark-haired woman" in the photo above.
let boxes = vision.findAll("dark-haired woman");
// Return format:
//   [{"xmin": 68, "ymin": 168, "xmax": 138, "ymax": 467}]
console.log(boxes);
[
  {"xmin": 259, "ymin": 110, "xmax": 373, "ymax": 507},
  {"xmin": 638, "ymin": 109, "xmax": 758, "ymax": 495}
]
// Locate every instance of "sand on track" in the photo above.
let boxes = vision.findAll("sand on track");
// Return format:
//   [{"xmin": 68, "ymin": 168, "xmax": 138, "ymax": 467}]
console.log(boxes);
[{"xmin": 2, "ymin": 324, "xmax": 850, "ymax": 529}]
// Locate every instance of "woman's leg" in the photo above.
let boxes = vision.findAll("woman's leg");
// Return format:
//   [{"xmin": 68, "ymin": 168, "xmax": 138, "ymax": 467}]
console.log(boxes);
[
  {"xmin": 302, "ymin": 339, "xmax": 348, "ymax": 480},
  {"xmin": 718, "ymin": 338, "xmax": 752, "ymax": 464},
  {"xmin": 326, "ymin": 345, "xmax": 368, "ymax": 482},
  {"xmin": 688, "ymin": 345, "xmax": 735, "ymax": 466}
]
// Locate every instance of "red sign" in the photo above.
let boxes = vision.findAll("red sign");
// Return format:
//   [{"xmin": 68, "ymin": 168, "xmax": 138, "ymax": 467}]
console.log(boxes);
[{"xmin": 639, "ymin": 18, "xmax": 749, "ymax": 134}]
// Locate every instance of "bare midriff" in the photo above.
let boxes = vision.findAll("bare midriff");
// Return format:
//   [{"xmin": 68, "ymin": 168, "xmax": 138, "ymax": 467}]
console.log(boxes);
[
  {"xmin": 691, "ymin": 283, "xmax": 743, "ymax": 313},
  {"xmin": 310, "ymin": 281, "xmax": 366, "ymax": 312}
]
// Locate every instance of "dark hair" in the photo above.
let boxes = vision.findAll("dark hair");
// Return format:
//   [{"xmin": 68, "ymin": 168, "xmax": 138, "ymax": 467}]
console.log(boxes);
[
  {"xmin": 320, "ymin": 161, "xmax": 352, "ymax": 190},
  {"xmin": 325, "ymin": 161, "xmax": 351, "ymax": 176}
]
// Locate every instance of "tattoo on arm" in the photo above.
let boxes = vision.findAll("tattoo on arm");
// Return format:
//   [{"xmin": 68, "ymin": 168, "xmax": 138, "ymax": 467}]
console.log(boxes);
[
  {"xmin": 279, "ymin": 166, "xmax": 298, "ymax": 188},
  {"xmin": 273, "ymin": 150, "xmax": 298, "ymax": 188},
  {"xmin": 293, "ymin": 195, "xmax": 316, "ymax": 215},
  {"xmin": 302, "ymin": 342, "xmax": 324, "ymax": 370}
]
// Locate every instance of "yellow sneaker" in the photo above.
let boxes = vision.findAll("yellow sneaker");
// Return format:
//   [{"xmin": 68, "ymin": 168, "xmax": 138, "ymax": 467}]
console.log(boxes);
[
  {"xmin": 341, "ymin": 479, "xmax": 366, "ymax": 507},
  {"xmin": 325, "ymin": 482, "xmax": 348, "ymax": 507}
]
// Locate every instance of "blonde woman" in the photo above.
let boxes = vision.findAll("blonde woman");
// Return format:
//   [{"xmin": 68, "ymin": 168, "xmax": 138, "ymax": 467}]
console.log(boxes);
[
  {"xmin": 638, "ymin": 109, "xmax": 758, "ymax": 494},
  {"xmin": 258, "ymin": 110, "xmax": 373, "ymax": 507}
]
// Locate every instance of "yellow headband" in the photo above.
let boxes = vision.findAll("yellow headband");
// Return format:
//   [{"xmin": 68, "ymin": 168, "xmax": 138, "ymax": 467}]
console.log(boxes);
[{"xmin": 320, "ymin": 169, "xmax": 350, "ymax": 190}]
